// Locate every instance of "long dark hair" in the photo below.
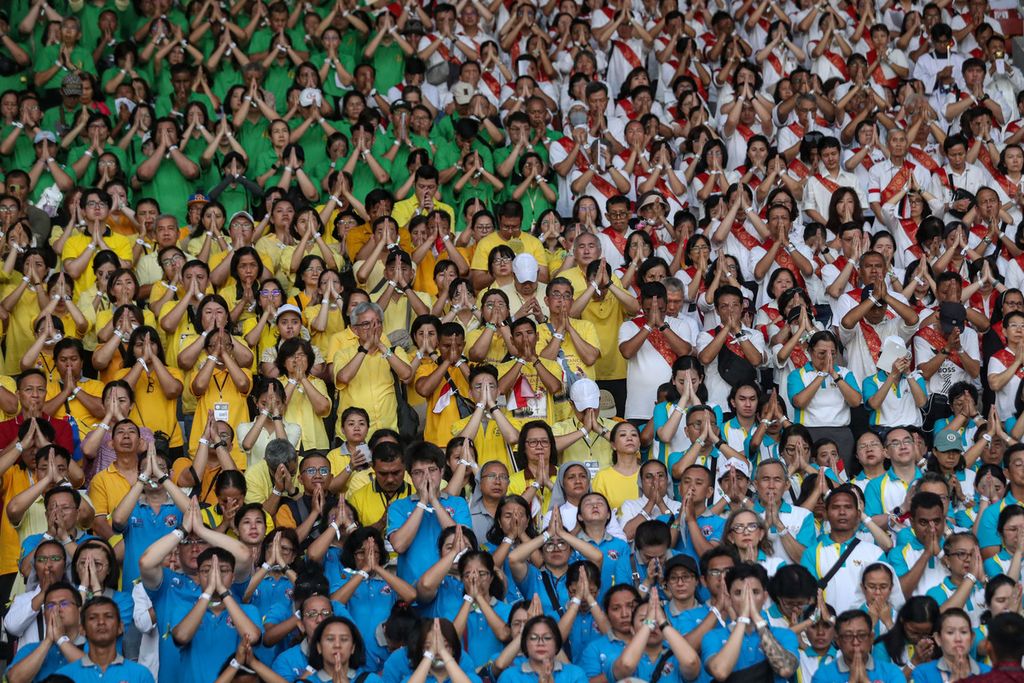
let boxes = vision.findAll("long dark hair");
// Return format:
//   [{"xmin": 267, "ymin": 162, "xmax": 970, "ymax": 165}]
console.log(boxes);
[{"xmin": 876, "ymin": 595, "xmax": 940, "ymax": 666}]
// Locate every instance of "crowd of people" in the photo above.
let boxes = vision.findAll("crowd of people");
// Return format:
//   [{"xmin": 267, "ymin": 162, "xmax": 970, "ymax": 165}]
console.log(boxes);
[{"xmin": 0, "ymin": 0, "xmax": 1022, "ymax": 681}]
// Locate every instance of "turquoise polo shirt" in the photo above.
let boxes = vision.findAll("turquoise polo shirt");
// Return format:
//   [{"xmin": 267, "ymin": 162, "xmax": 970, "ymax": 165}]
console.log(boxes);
[
  {"xmin": 811, "ymin": 654, "xmax": 904, "ymax": 683},
  {"xmin": 57, "ymin": 656, "xmax": 153, "ymax": 683},
  {"xmin": 387, "ymin": 493, "xmax": 472, "ymax": 585},
  {"xmin": 701, "ymin": 622, "xmax": 799, "ymax": 683}
]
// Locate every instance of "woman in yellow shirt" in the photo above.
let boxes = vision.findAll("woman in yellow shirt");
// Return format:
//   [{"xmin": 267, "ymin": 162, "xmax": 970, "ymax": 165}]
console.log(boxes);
[
  {"xmin": 189, "ymin": 328, "xmax": 252, "ymax": 465},
  {"xmin": 289, "ymin": 254, "xmax": 328, "ymax": 311},
  {"xmin": 592, "ymin": 422, "xmax": 642, "ymax": 512},
  {"xmin": 0, "ymin": 248, "xmax": 50, "ymax": 374},
  {"xmin": 286, "ymin": 209, "xmax": 338, "ymax": 286},
  {"xmin": 305, "ymin": 269, "xmax": 346, "ymax": 354},
  {"xmin": 276, "ymin": 338, "xmax": 331, "ymax": 451},
  {"xmin": 119, "ymin": 325, "xmax": 185, "ymax": 459},
  {"xmin": 243, "ymin": 278, "xmax": 286, "ymax": 363},
  {"xmin": 92, "ymin": 304, "xmax": 148, "ymax": 384},
  {"xmin": 221, "ymin": 246, "xmax": 265, "ymax": 328},
  {"xmin": 507, "ymin": 420, "xmax": 558, "ymax": 517}
]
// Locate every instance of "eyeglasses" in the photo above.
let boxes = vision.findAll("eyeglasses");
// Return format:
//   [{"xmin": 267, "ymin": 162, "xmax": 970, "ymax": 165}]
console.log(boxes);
[
  {"xmin": 944, "ymin": 550, "xmax": 972, "ymax": 559},
  {"xmin": 527, "ymin": 634, "xmax": 555, "ymax": 643},
  {"xmin": 302, "ymin": 609, "xmax": 332, "ymax": 618},
  {"xmin": 607, "ymin": 211, "xmax": 630, "ymax": 218},
  {"xmin": 302, "ymin": 466, "xmax": 331, "ymax": 476},
  {"xmin": 839, "ymin": 631, "xmax": 872, "ymax": 642},
  {"xmin": 886, "ymin": 437, "xmax": 914, "ymax": 448},
  {"xmin": 705, "ymin": 568, "xmax": 729, "ymax": 578},
  {"xmin": 260, "ymin": 289, "xmax": 283, "ymax": 296},
  {"xmin": 542, "ymin": 540, "xmax": 568, "ymax": 551},
  {"xmin": 160, "ymin": 255, "xmax": 185, "ymax": 266},
  {"xmin": 548, "ymin": 291, "xmax": 573, "ymax": 300},
  {"xmin": 668, "ymin": 572, "xmax": 696, "ymax": 583},
  {"xmin": 85, "ymin": 201, "xmax": 108, "ymax": 209},
  {"xmin": 525, "ymin": 439, "xmax": 549, "ymax": 447},
  {"xmin": 730, "ymin": 522, "xmax": 761, "ymax": 533},
  {"xmin": 481, "ymin": 473, "xmax": 510, "ymax": 482},
  {"xmin": 45, "ymin": 600, "xmax": 74, "ymax": 609},
  {"xmin": 37, "ymin": 555, "xmax": 63, "ymax": 564}
]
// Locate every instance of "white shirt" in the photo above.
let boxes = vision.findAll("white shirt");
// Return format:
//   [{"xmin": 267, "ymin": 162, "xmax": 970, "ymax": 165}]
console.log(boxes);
[
  {"xmin": 4, "ymin": 586, "xmax": 43, "ymax": 651},
  {"xmin": 618, "ymin": 495, "xmax": 682, "ymax": 526},
  {"xmin": 809, "ymin": 536, "xmax": 885, "ymax": 612},
  {"xmin": 912, "ymin": 326, "xmax": 980, "ymax": 397},
  {"xmin": 804, "ymin": 168, "xmax": 866, "ymax": 219},
  {"xmin": 618, "ymin": 316, "xmax": 696, "ymax": 420},
  {"xmin": 834, "ymin": 290, "xmax": 919, "ymax": 384},
  {"xmin": 988, "ymin": 350, "xmax": 1023, "ymax": 418}
]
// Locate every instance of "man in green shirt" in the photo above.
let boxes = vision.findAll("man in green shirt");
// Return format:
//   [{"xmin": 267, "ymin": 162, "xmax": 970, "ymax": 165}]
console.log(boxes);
[
  {"xmin": 133, "ymin": 118, "xmax": 201, "ymax": 223},
  {"xmin": 33, "ymin": 16, "xmax": 96, "ymax": 93}
]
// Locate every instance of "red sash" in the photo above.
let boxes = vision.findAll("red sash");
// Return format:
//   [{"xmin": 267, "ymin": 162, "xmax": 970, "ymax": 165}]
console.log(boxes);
[
  {"xmin": 994, "ymin": 172, "xmax": 1020, "ymax": 199},
  {"xmin": 814, "ymin": 173, "xmax": 841, "ymax": 194},
  {"xmin": 426, "ymin": 33, "xmax": 455, "ymax": 63},
  {"xmin": 735, "ymin": 123, "xmax": 756, "ymax": 142},
  {"xmin": 969, "ymin": 288, "xmax": 999, "ymax": 318},
  {"xmin": 993, "ymin": 321, "xmax": 1007, "ymax": 345},
  {"xmin": 766, "ymin": 52, "xmax": 784, "ymax": 76},
  {"xmin": 880, "ymin": 162, "xmax": 912, "ymax": 203},
  {"xmin": 907, "ymin": 147, "xmax": 947, "ymax": 186},
  {"xmin": 634, "ymin": 316, "xmax": 677, "ymax": 366},
  {"xmin": 787, "ymin": 122, "xmax": 805, "ymax": 139},
  {"xmin": 602, "ymin": 227, "xmax": 628, "ymax": 256},
  {"xmin": 618, "ymin": 98, "xmax": 638, "ymax": 120},
  {"xmin": 614, "ymin": 40, "xmax": 643, "ymax": 69},
  {"xmin": 480, "ymin": 72, "xmax": 502, "ymax": 100},
  {"xmin": 822, "ymin": 50, "xmax": 850, "ymax": 79},
  {"xmin": 851, "ymin": 147, "xmax": 875, "ymax": 171},
  {"xmin": 713, "ymin": 325, "xmax": 745, "ymax": 356},
  {"xmin": 683, "ymin": 266, "xmax": 706, "ymax": 295},
  {"xmin": 994, "ymin": 348, "xmax": 1024, "ymax": 379},
  {"xmin": 899, "ymin": 218, "xmax": 920, "ymax": 245},
  {"xmin": 589, "ymin": 172, "xmax": 619, "ymax": 199},
  {"xmin": 1006, "ymin": 119, "xmax": 1022, "ymax": 137},
  {"xmin": 729, "ymin": 220, "xmax": 761, "ymax": 250},
  {"xmin": 763, "ymin": 239, "xmax": 806, "ymax": 287},
  {"xmin": 788, "ymin": 158, "xmax": 810, "ymax": 180},
  {"xmin": 977, "ymin": 143, "xmax": 1000, "ymax": 178},
  {"xmin": 866, "ymin": 49, "xmax": 900, "ymax": 89},
  {"xmin": 832, "ymin": 255, "xmax": 859, "ymax": 288},
  {"xmin": 917, "ymin": 325, "xmax": 961, "ymax": 367},
  {"xmin": 846, "ymin": 289, "xmax": 893, "ymax": 361}
]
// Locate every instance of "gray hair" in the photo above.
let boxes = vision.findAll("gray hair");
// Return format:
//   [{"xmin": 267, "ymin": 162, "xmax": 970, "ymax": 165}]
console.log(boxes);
[
  {"xmin": 573, "ymin": 231, "xmax": 601, "ymax": 253},
  {"xmin": 349, "ymin": 301, "xmax": 384, "ymax": 326},
  {"xmin": 154, "ymin": 213, "xmax": 179, "ymax": 227},
  {"xmin": 662, "ymin": 277, "xmax": 684, "ymax": 295},
  {"xmin": 264, "ymin": 438, "xmax": 297, "ymax": 470}
]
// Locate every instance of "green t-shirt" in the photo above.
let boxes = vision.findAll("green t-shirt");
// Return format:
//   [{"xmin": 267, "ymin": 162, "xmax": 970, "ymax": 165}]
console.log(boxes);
[
  {"xmin": 141, "ymin": 155, "xmax": 201, "ymax": 222},
  {"xmin": 369, "ymin": 38, "xmax": 406, "ymax": 94},
  {"xmin": 33, "ymin": 44, "xmax": 96, "ymax": 90}
]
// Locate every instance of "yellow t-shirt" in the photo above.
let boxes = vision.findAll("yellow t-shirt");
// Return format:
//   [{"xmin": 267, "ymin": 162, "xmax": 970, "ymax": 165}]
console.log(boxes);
[
  {"xmin": 117, "ymin": 365, "xmax": 185, "ymax": 448},
  {"xmin": 189, "ymin": 360, "xmax": 252, "ymax": 467},
  {"xmin": 592, "ymin": 466, "xmax": 640, "ymax": 512},
  {"xmin": 415, "ymin": 359, "xmax": 469, "ymax": 448},
  {"xmin": 45, "ymin": 377, "xmax": 105, "ymax": 439},
  {"xmin": 465, "ymin": 327, "xmax": 510, "ymax": 365},
  {"xmin": 3, "ymin": 282, "xmax": 40, "ymax": 375},
  {"xmin": 495, "ymin": 358, "xmax": 563, "ymax": 424},
  {"xmin": 332, "ymin": 346, "xmax": 409, "ymax": 435},
  {"xmin": 61, "ymin": 231, "xmax": 135, "ymax": 292},
  {"xmin": 277, "ymin": 376, "xmax": 330, "ymax": 450},
  {"xmin": 508, "ymin": 469, "xmax": 555, "ymax": 515},
  {"xmin": 560, "ymin": 266, "xmax": 628, "ymax": 381},
  {"xmin": 391, "ymin": 196, "xmax": 456, "ymax": 230},
  {"xmin": 551, "ymin": 416, "xmax": 619, "ymax": 471},
  {"xmin": 303, "ymin": 303, "xmax": 345, "ymax": 357},
  {"xmin": 348, "ymin": 477, "xmax": 413, "ymax": 529},
  {"xmin": 0, "ymin": 466, "xmax": 31, "ymax": 574},
  {"xmin": 450, "ymin": 413, "xmax": 523, "ymax": 469},
  {"xmin": 88, "ymin": 462, "xmax": 134, "ymax": 518},
  {"xmin": 470, "ymin": 231, "xmax": 547, "ymax": 273},
  {"xmin": 345, "ymin": 223, "xmax": 413, "ymax": 262}
]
